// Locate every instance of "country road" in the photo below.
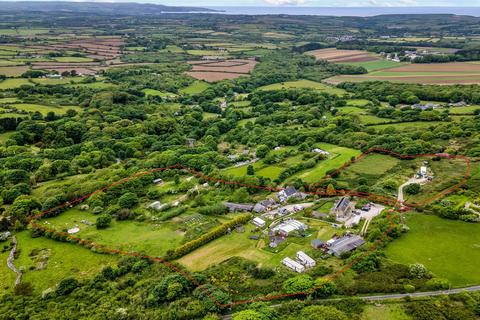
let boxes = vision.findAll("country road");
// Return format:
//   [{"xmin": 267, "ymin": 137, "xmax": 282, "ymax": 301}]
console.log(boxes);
[{"xmin": 221, "ymin": 286, "xmax": 480, "ymax": 319}]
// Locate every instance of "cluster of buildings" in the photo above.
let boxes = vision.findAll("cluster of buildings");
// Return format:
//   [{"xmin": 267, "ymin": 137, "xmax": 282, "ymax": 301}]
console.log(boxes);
[
  {"xmin": 269, "ymin": 219, "xmax": 308, "ymax": 248},
  {"xmin": 282, "ymin": 251, "xmax": 316, "ymax": 273}
]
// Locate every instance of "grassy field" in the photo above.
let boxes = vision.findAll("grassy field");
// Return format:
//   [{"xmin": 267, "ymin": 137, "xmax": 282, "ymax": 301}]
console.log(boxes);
[
  {"xmin": 53, "ymin": 56, "xmax": 94, "ymax": 63},
  {"xmin": 44, "ymin": 208, "xmax": 184, "ymax": 257},
  {"xmin": 385, "ymin": 214, "xmax": 480, "ymax": 287},
  {"xmin": 224, "ymin": 160, "xmax": 284, "ymax": 180},
  {"xmin": 340, "ymin": 60, "xmax": 406, "ymax": 72},
  {"xmin": 370, "ymin": 121, "xmax": 447, "ymax": 131},
  {"xmin": 293, "ymin": 143, "xmax": 361, "ymax": 184},
  {"xmin": 31, "ymin": 77, "xmax": 84, "ymax": 85},
  {"xmin": 180, "ymin": 80, "xmax": 209, "ymax": 95},
  {"xmin": 0, "ymin": 97, "xmax": 20, "ymax": 103},
  {"xmin": 258, "ymin": 79, "xmax": 346, "ymax": 96},
  {"xmin": 0, "ymin": 231, "xmax": 117, "ymax": 293},
  {"xmin": 0, "ymin": 131, "xmax": 14, "ymax": 144},
  {"xmin": 361, "ymin": 304, "xmax": 411, "ymax": 320},
  {"xmin": 0, "ymin": 78, "xmax": 32, "ymax": 89},
  {"xmin": 143, "ymin": 88, "xmax": 177, "ymax": 98},
  {"xmin": 448, "ymin": 105, "xmax": 480, "ymax": 114},
  {"xmin": 11, "ymin": 103, "xmax": 81, "ymax": 115},
  {"xmin": 349, "ymin": 154, "xmax": 401, "ymax": 175}
]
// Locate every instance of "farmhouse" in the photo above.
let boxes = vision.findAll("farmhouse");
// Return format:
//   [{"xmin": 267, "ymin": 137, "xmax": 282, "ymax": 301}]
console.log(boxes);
[
  {"xmin": 224, "ymin": 202, "xmax": 254, "ymax": 212},
  {"xmin": 186, "ymin": 138, "xmax": 196, "ymax": 148},
  {"xmin": 331, "ymin": 197, "xmax": 354, "ymax": 219},
  {"xmin": 252, "ymin": 217, "xmax": 266, "ymax": 228},
  {"xmin": 253, "ymin": 198, "xmax": 277, "ymax": 213},
  {"xmin": 272, "ymin": 219, "xmax": 308, "ymax": 237},
  {"xmin": 327, "ymin": 235, "xmax": 365, "ymax": 257},
  {"xmin": 277, "ymin": 186, "xmax": 307, "ymax": 203},
  {"xmin": 296, "ymin": 251, "xmax": 316, "ymax": 267},
  {"xmin": 282, "ymin": 257, "xmax": 305, "ymax": 273}
]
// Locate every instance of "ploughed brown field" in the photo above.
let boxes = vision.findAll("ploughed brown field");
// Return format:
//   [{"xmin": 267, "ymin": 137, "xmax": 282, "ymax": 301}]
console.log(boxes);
[
  {"xmin": 186, "ymin": 58, "xmax": 257, "ymax": 82},
  {"xmin": 381, "ymin": 62, "xmax": 480, "ymax": 73},
  {"xmin": 25, "ymin": 37, "xmax": 136, "ymax": 75},
  {"xmin": 306, "ymin": 48, "xmax": 379, "ymax": 63}
]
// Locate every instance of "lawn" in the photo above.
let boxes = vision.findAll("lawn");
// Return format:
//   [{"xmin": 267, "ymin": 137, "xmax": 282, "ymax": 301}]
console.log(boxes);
[
  {"xmin": 257, "ymin": 79, "xmax": 346, "ymax": 96},
  {"xmin": 0, "ymin": 231, "xmax": 117, "ymax": 293},
  {"xmin": 0, "ymin": 78, "xmax": 32, "ymax": 90},
  {"xmin": 180, "ymin": 80, "xmax": 209, "ymax": 95},
  {"xmin": 385, "ymin": 214, "xmax": 480, "ymax": 287},
  {"xmin": 11, "ymin": 103, "xmax": 81, "ymax": 115},
  {"xmin": 293, "ymin": 143, "xmax": 361, "ymax": 184},
  {"xmin": 44, "ymin": 208, "xmax": 184, "ymax": 257}
]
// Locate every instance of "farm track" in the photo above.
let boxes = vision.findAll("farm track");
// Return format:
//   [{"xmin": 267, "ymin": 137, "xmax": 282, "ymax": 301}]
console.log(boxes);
[{"xmin": 25, "ymin": 149, "xmax": 471, "ymax": 308}]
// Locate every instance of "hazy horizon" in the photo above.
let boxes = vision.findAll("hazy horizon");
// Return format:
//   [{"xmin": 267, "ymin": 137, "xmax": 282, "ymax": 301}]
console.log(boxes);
[{"xmin": 0, "ymin": 0, "xmax": 478, "ymax": 8}]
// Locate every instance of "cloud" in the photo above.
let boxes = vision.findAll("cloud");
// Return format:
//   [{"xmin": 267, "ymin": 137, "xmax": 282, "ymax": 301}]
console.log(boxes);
[{"xmin": 263, "ymin": 0, "xmax": 307, "ymax": 5}]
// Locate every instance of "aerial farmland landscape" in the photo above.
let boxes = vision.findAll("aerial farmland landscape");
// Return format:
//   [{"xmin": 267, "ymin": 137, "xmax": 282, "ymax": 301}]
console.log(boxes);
[{"xmin": 0, "ymin": 1, "xmax": 480, "ymax": 319}]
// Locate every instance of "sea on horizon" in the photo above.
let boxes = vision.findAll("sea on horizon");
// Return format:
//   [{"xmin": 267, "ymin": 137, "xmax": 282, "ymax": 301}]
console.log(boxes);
[{"xmin": 206, "ymin": 6, "xmax": 480, "ymax": 17}]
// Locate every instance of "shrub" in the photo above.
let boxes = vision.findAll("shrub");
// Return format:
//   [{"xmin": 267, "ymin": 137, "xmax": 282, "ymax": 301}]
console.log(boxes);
[{"xmin": 96, "ymin": 214, "xmax": 112, "ymax": 229}]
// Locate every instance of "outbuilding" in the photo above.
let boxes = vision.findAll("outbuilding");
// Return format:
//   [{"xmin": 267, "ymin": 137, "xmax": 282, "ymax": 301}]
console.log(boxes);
[
  {"xmin": 282, "ymin": 257, "xmax": 305, "ymax": 273},
  {"xmin": 252, "ymin": 217, "xmax": 266, "ymax": 228}
]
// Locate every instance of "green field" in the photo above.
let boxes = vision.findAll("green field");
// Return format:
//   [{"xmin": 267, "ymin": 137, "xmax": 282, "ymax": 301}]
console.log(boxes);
[
  {"xmin": 53, "ymin": 56, "xmax": 94, "ymax": 63},
  {"xmin": 0, "ymin": 231, "xmax": 117, "ymax": 293},
  {"xmin": 0, "ymin": 131, "xmax": 15, "ymax": 144},
  {"xmin": 32, "ymin": 77, "xmax": 84, "ymax": 85},
  {"xmin": 361, "ymin": 304, "xmax": 411, "ymax": 320},
  {"xmin": 44, "ymin": 208, "xmax": 184, "ymax": 257},
  {"xmin": 370, "ymin": 121, "xmax": 446, "ymax": 131},
  {"xmin": 180, "ymin": 80, "xmax": 209, "ymax": 95},
  {"xmin": 293, "ymin": 143, "xmax": 361, "ymax": 183},
  {"xmin": 386, "ymin": 214, "xmax": 480, "ymax": 287},
  {"xmin": 0, "ymin": 97, "xmax": 20, "ymax": 103},
  {"xmin": 448, "ymin": 105, "xmax": 480, "ymax": 114},
  {"xmin": 258, "ymin": 79, "xmax": 346, "ymax": 96},
  {"xmin": 0, "ymin": 78, "xmax": 32, "ymax": 89},
  {"xmin": 224, "ymin": 160, "xmax": 284, "ymax": 180},
  {"xmin": 349, "ymin": 154, "xmax": 401, "ymax": 175},
  {"xmin": 340, "ymin": 60, "xmax": 406, "ymax": 72},
  {"xmin": 11, "ymin": 103, "xmax": 81, "ymax": 115},
  {"xmin": 143, "ymin": 88, "xmax": 177, "ymax": 98}
]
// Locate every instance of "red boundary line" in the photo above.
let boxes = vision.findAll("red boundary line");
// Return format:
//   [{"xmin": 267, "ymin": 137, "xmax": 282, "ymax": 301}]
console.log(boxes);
[{"xmin": 27, "ymin": 148, "xmax": 471, "ymax": 308}]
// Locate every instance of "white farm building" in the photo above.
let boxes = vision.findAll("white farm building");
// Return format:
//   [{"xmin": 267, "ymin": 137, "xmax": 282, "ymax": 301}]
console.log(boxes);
[
  {"xmin": 282, "ymin": 257, "xmax": 305, "ymax": 273},
  {"xmin": 296, "ymin": 251, "xmax": 316, "ymax": 268},
  {"xmin": 252, "ymin": 217, "xmax": 266, "ymax": 228}
]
